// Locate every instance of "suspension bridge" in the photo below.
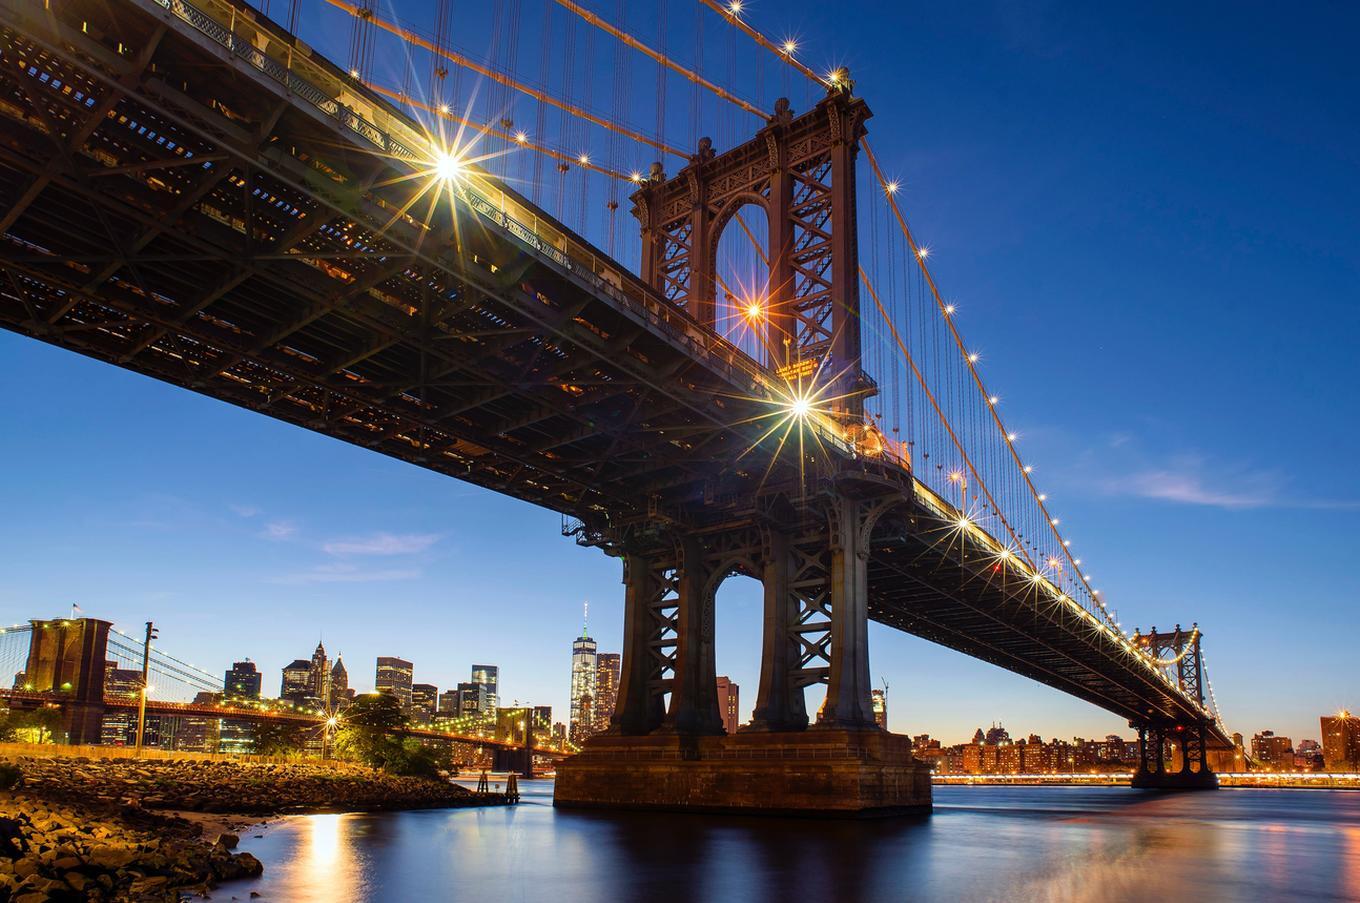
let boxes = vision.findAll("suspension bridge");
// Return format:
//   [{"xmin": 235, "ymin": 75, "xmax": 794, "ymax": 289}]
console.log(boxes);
[
  {"xmin": 0, "ymin": 0, "xmax": 1230, "ymax": 811},
  {"xmin": 0, "ymin": 619, "xmax": 573, "ymax": 765}
]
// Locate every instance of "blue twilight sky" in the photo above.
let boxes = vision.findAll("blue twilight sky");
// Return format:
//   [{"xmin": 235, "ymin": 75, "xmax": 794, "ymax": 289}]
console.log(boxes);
[{"xmin": 2, "ymin": 1, "xmax": 1358, "ymax": 745}]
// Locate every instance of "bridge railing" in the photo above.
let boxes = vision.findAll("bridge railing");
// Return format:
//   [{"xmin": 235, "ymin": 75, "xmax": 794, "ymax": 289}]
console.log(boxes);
[{"xmin": 911, "ymin": 480, "xmax": 1214, "ymax": 714}]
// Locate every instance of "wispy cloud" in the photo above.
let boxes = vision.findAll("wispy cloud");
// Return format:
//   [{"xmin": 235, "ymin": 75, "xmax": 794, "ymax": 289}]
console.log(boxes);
[
  {"xmin": 1097, "ymin": 452, "xmax": 1359, "ymax": 511},
  {"xmin": 322, "ymin": 532, "xmax": 440, "ymax": 557},
  {"xmin": 229, "ymin": 504, "xmax": 260, "ymax": 518},
  {"xmin": 260, "ymin": 520, "xmax": 298, "ymax": 540},
  {"xmin": 269, "ymin": 562, "xmax": 421, "ymax": 585},
  {"xmin": 1106, "ymin": 467, "xmax": 1276, "ymax": 510}
]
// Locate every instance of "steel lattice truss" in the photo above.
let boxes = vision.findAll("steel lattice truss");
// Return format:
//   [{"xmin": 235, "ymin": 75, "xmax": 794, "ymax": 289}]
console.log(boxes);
[{"xmin": 0, "ymin": 0, "xmax": 816, "ymax": 529}]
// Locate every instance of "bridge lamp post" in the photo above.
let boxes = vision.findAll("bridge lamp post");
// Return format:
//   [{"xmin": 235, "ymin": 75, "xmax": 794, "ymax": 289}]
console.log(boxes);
[
  {"xmin": 134, "ymin": 621, "xmax": 158, "ymax": 756},
  {"xmin": 323, "ymin": 715, "xmax": 341, "ymax": 760}
]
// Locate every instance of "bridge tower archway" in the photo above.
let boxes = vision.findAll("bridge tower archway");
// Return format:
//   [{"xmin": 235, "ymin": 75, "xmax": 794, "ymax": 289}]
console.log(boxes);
[
  {"xmin": 631, "ymin": 83, "xmax": 872, "ymax": 415},
  {"xmin": 711, "ymin": 197, "xmax": 773, "ymax": 366}
]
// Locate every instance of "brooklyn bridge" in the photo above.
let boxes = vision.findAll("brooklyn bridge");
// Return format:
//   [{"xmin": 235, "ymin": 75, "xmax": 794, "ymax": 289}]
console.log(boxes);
[{"xmin": 0, "ymin": 0, "xmax": 1232, "ymax": 812}]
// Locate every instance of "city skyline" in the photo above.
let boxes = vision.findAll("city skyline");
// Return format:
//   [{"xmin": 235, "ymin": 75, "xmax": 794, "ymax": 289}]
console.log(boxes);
[
  {"xmin": 6, "ymin": 608, "xmax": 1349, "ymax": 752},
  {"xmin": 2, "ymin": 1, "xmax": 1357, "ymax": 747}
]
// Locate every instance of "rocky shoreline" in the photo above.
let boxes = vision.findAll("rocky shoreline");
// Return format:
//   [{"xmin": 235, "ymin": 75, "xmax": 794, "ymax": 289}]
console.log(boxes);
[{"xmin": 0, "ymin": 755, "xmax": 507, "ymax": 900}]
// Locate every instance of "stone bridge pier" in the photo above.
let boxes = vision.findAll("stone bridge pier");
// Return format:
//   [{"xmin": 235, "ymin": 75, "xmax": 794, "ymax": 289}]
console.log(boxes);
[{"xmin": 554, "ymin": 492, "xmax": 932, "ymax": 816}]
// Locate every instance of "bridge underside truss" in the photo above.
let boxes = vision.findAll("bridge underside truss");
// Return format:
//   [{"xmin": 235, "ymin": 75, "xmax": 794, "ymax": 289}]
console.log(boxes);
[{"xmin": 0, "ymin": 0, "xmax": 817, "ymax": 529}]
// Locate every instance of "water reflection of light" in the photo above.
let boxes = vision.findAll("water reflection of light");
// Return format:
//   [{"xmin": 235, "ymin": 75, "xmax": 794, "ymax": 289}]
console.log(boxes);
[
  {"xmin": 1344, "ymin": 825, "xmax": 1360, "ymax": 896},
  {"xmin": 300, "ymin": 813, "xmax": 359, "ymax": 901}
]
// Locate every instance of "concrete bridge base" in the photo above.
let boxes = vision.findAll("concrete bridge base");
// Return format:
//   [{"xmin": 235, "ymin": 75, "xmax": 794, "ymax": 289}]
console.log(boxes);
[
  {"xmin": 553, "ymin": 729, "xmax": 931, "ymax": 817},
  {"xmin": 1131, "ymin": 768, "xmax": 1219, "ymax": 791}
]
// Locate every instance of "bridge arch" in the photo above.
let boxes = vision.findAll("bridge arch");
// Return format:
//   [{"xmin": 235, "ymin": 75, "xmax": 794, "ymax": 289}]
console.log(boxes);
[
  {"xmin": 711, "ymin": 196, "xmax": 773, "ymax": 366},
  {"xmin": 709, "ymin": 564, "xmax": 763, "ymax": 735}
]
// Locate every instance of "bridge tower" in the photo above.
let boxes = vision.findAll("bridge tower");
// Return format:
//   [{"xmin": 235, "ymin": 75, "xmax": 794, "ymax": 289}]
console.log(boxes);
[
  {"xmin": 631, "ymin": 79, "xmax": 875, "ymax": 420},
  {"xmin": 1130, "ymin": 625, "xmax": 1219, "ymax": 790},
  {"xmin": 555, "ymin": 81, "xmax": 931, "ymax": 816},
  {"xmin": 21, "ymin": 618, "xmax": 112, "ymax": 745}
]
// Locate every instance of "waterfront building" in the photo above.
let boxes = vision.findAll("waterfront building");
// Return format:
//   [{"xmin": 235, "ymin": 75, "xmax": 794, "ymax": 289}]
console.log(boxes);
[
  {"xmin": 1251, "ymin": 730, "xmax": 1294, "ymax": 771},
  {"xmin": 984, "ymin": 723, "xmax": 1011, "ymax": 745},
  {"xmin": 375, "ymin": 657, "xmax": 414, "ymax": 710},
  {"xmin": 223, "ymin": 661, "xmax": 261, "ymax": 700},
  {"xmin": 870, "ymin": 688, "xmax": 887, "ymax": 730},
  {"xmin": 219, "ymin": 718, "xmax": 254, "ymax": 755},
  {"xmin": 912, "ymin": 735, "xmax": 946, "ymax": 770},
  {"xmin": 177, "ymin": 692, "xmax": 222, "ymax": 752},
  {"xmin": 280, "ymin": 659, "xmax": 312, "ymax": 704},
  {"xmin": 1322, "ymin": 710, "xmax": 1360, "ymax": 771},
  {"xmin": 411, "ymin": 683, "xmax": 439, "ymax": 723},
  {"xmin": 569, "ymin": 621, "xmax": 598, "ymax": 744},
  {"xmin": 594, "ymin": 653, "xmax": 620, "ymax": 732},
  {"xmin": 470, "ymin": 664, "xmax": 499, "ymax": 713},
  {"xmin": 1295, "ymin": 739, "xmax": 1325, "ymax": 771},
  {"xmin": 716, "ymin": 675, "xmax": 740, "ymax": 734}
]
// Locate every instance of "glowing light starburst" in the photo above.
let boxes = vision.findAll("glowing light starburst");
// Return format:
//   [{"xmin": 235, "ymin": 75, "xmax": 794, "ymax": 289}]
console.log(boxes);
[
  {"xmin": 434, "ymin": 150, "xmax": 464, "ymax": 182},
  {"xmin": 713, "ymin": 352, "xmax": 868, "ymax": 496}
]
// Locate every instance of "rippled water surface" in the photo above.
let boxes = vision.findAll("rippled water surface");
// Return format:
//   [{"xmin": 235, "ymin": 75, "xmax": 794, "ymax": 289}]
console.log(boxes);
[{"xmin": 229, "ymin": 780, "xmax": 1360, "ymax": 902}]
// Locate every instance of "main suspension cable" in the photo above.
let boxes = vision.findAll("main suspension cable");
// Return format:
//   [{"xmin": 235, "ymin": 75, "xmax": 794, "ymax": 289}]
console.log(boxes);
[
  {"xmin": 320, "ymin": 0, "xmax": 687, "ymax": 159},
  {"xmin": 551, "ymin": 0, "xmax": 766, "ymax": 118}
]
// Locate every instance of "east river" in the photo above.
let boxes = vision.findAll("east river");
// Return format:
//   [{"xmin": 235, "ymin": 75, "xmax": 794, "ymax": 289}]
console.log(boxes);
[{"xmin": 228, "ymin": 780, "xmax": 1360, "ymax": 902}]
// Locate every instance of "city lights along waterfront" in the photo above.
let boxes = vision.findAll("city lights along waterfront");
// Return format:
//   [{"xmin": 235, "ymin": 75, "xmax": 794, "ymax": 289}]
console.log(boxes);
[{"xmin": 2, "ymin": 0, "xmax": 1358, "ymax": 898}]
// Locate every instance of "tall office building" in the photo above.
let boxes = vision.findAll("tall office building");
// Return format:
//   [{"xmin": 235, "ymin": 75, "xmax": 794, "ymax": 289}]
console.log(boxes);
[
  {"xmin": 280, "ymin": 659, "xmax": 312, "ymax": 703},
  {"xmin": 223, "ymin": 661, "xmax": 261, "ymax": 700},
  {"xmin": 1322, "ymin": 711, "xmax": 1360, "ymax": 770},
  {"xmin": 871, "ymin": 688, "xmax": 888, "ymax": 730},
  {"xmin": 330, "ymin": 656, "xmax": 351, "ymax": 705},
  {"xmin": 470, "ymin": 664, "xmax": 499, "ymax": 712},
  {"xmin": 569, "ymin": 612, "xmax": 598, "ymax": 743},
  {"xmin": 715, "ymin": 675, "xmax": 739, "ymax": 734},
  {"xmin": 457, "ymin": 681, "xmax": 487, "ymax": 718},
  {"xmin": 594, "ymin": 653, "xmax": 621, "ymax": 732},
  {"xmin": 308, "ymin": 641, "xmax": 330, "ymax": 700},
  {"xmin": 375, "ymin": 657, "xmax": 414, "ymax": 710},
  {"xmin": 411, "ymin": 683, "xmax": 439, "ymax": 722},
  {"xmin": 100, "ymin": 662, "xmax": 142, "ymax": 746},
  {"xmin": 437, "ymin": 689, "xmax": 462, "ymax": 715}
]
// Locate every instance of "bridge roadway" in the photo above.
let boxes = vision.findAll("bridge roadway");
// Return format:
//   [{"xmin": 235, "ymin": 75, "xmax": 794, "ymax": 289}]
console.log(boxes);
[{"xmin": 0, "ymin": 0, "xmax": 1227, "ymax": 773}]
